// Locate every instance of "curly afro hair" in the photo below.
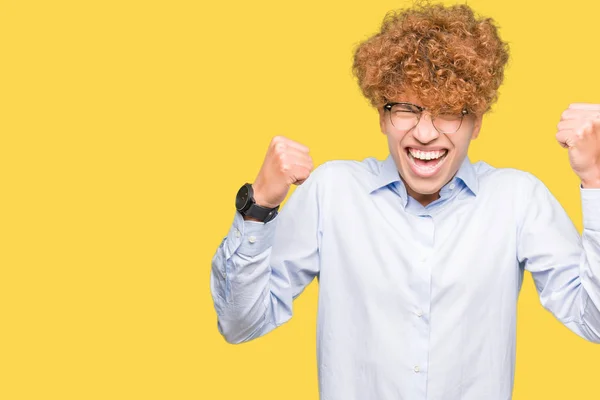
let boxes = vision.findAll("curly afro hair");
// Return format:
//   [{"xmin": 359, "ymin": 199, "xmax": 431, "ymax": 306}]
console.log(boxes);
[{"xmin": 352, "ymin": 2, "xmax": 509, "ymax": 115}]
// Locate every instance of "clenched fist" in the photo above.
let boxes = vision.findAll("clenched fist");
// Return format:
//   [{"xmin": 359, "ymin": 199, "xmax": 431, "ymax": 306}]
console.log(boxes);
[
  {"xmin": 556, "ymin": 103, "xmax": 600, "ymax": 188},
  {"xmin": 251, "ymin": 136, "xmax": 314, "ymax": 208}
]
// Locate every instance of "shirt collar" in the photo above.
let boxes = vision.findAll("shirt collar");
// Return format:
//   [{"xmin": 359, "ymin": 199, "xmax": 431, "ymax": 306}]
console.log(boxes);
[
  {"xmin": 454, "ymin": 156, "xmax": 478, "ymax": 196},
  {"xmin": 368, "ymin": 154, "xmax": 403, "ymax": 194},
  {"xmin": 369, "ymin": 154, "xmax": 479, "ymax": 196}
]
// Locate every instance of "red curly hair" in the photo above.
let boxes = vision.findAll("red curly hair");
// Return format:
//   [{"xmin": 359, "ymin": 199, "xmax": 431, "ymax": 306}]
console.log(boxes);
[{"xmin": 352, "ymin": 2, "xmax": 509, "ymax": 115}]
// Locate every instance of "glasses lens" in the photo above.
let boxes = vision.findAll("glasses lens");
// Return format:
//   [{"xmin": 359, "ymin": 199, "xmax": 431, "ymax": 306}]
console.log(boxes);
[
  {"xmin": 433, "ymin": 113, "xmax": 463, "ymax": 134},
  {"xmin": 389, "ymin": 104, "xmax": 420, "ymax": 130}
]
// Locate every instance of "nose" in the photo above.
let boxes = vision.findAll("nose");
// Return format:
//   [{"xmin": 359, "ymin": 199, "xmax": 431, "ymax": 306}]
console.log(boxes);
[{"xmin": 411, "ymin": 113, "xmax": 440, "ymax": 144}]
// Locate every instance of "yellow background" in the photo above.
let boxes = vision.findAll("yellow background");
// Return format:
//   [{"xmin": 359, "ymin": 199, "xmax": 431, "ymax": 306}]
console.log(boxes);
[{"xmin": 2, "ymin": 0, "xmax": 600, "ymax": 398}]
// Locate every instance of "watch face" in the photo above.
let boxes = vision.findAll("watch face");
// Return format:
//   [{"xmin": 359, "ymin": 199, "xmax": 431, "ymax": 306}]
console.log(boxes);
[{"xmin": 236, "ymin": 185, "xmax": 250, "ymax": 211}]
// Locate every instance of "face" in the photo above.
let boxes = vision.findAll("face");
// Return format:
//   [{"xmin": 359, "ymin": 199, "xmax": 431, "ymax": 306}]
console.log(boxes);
[{"xmin": 379, "ymin": 93, "xmax": 483, "ymax": 205}]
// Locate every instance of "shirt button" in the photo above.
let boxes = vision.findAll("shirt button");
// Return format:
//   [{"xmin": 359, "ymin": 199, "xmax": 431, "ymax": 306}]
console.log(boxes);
[
  {"xmin": 413, "ymin": 366, "xmax": 420, "ymax": 373},
  {"xmin": 449, "ymin": 183, "xmax": 456, "ymax": 190},
  {"xmin": 248, "ymin": 236, "xmax": 256, "ymax": 244},
  {"xmin": 415, "ymin": 310, "xmax": 423, "ymax": 317},
  {"xmin": 235, "ymin": 229, "xmax": 241, "ymax": 238}
]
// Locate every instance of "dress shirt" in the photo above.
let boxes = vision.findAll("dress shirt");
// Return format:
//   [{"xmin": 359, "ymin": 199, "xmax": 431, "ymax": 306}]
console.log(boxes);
[{"xmin": 210, "ymin": 154, "xmax": 600, "ymax": 400}]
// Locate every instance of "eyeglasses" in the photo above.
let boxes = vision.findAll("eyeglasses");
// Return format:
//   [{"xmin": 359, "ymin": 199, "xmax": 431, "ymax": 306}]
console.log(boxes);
[{"xmin": 383, "ymin": 102, "xmax": 469, "ymax": 134}]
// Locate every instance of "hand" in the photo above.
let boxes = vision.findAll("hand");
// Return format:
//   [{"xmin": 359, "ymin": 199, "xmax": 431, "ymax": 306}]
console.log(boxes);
[
  {"xmin": 251, "ymin": 136, "xmax": 314, "ymax": 208},
  {"xmin": 556, "ymin": 103, "xmax": 600, "ymax": 188}
]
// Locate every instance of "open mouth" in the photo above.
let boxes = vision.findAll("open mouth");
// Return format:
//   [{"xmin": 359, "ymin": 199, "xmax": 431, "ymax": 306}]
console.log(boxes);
[{"xmin": 406, "ymin": 148, "xmax": 449, "ymax": 177}]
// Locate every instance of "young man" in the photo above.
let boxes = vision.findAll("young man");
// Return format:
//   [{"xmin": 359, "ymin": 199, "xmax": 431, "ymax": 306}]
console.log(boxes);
[{"xmin": 211, "ymin": 3, "xmax": 600, "ymax": 399}]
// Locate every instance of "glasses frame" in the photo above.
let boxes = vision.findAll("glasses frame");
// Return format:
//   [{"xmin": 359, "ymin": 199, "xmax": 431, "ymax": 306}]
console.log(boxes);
[{"xmin": 383, "ymin": 102, "xmax": 469, "ymax": 134}]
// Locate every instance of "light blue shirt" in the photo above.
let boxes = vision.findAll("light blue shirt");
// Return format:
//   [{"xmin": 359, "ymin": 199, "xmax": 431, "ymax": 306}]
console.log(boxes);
[{"xmin": 210, "ymin": 155, "xmax": 600, "ymax": 400}]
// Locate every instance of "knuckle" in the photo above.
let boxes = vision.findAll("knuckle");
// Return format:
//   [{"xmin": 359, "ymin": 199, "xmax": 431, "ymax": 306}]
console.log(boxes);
[
  {"xmin": 272, "ymin": 136, "xmax": 287, "ymax": 148},
  {"xmin": 274, "ymin": 142, "xmax": 286, "ymax": 153}
]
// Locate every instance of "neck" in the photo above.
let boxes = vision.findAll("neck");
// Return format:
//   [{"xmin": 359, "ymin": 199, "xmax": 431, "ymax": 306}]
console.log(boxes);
[
  {"xmin": 400, "ymin": 176, "xmax": 441, "ymax": 207},
  {"xmin": 406, "ymin": 186, "xmax": 440, "ymax": 207}
]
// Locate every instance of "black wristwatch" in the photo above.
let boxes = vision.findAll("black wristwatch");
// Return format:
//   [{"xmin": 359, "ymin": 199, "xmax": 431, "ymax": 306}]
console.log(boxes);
[{"xmin": 235, "ymin": 183, "xmax": 279, "ymax": 223}]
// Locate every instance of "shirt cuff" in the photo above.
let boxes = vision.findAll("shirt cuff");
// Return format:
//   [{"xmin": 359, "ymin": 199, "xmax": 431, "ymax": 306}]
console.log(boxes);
[
  {"xmin": 225, "ymin": 211, "xmax": 278, "ymax": 258},
  {"xmin": 581, "ymin": 186, "xmax": 600, "ymax": 231}
]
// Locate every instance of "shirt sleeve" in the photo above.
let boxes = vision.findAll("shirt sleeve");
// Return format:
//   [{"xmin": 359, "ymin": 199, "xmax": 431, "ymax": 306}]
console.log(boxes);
[
  {"xmin": 210, "ymin": 164, "xmax": 327, "ymax": 344},
  {"xmin": 517, "ymin": 177, "xmax": 600, "ymax": 343}
]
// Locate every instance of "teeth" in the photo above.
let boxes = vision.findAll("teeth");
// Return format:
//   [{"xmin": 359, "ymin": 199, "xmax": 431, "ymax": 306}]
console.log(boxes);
[{"xmin": 409, "ymin": 149, "xmax": 446, "ymax": 160}]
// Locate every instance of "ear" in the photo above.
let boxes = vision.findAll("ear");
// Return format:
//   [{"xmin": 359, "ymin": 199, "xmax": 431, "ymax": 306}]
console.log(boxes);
[
  {"xmin": 470, "ymin": 114, "xmax": 483, "ymax": 140},
  {"xmin": 378, "ymin": 108, "xmax": 387, "ymax": 135}
]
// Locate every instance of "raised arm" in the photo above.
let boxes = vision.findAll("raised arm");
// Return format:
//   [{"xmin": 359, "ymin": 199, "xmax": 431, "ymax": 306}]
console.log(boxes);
[
  {"xmin": 518, "ymin": 103, "xmax": 600, "ymax": 343},
  {"xmin": 210, "ymin": 136, "xmax": 324, "ymax": 344}
]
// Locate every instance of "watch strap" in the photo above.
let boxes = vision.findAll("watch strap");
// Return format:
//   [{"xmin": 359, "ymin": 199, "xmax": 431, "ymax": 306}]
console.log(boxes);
[{"xmin": 243, "ymin": 203, "xmax": 279, "ymax": 223}]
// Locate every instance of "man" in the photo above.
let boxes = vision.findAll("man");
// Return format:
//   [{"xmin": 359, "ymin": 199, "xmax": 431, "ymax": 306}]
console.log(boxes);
[{"xmin": 210, "ymin": 3, "xmax": 600, "ymax": 399}]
